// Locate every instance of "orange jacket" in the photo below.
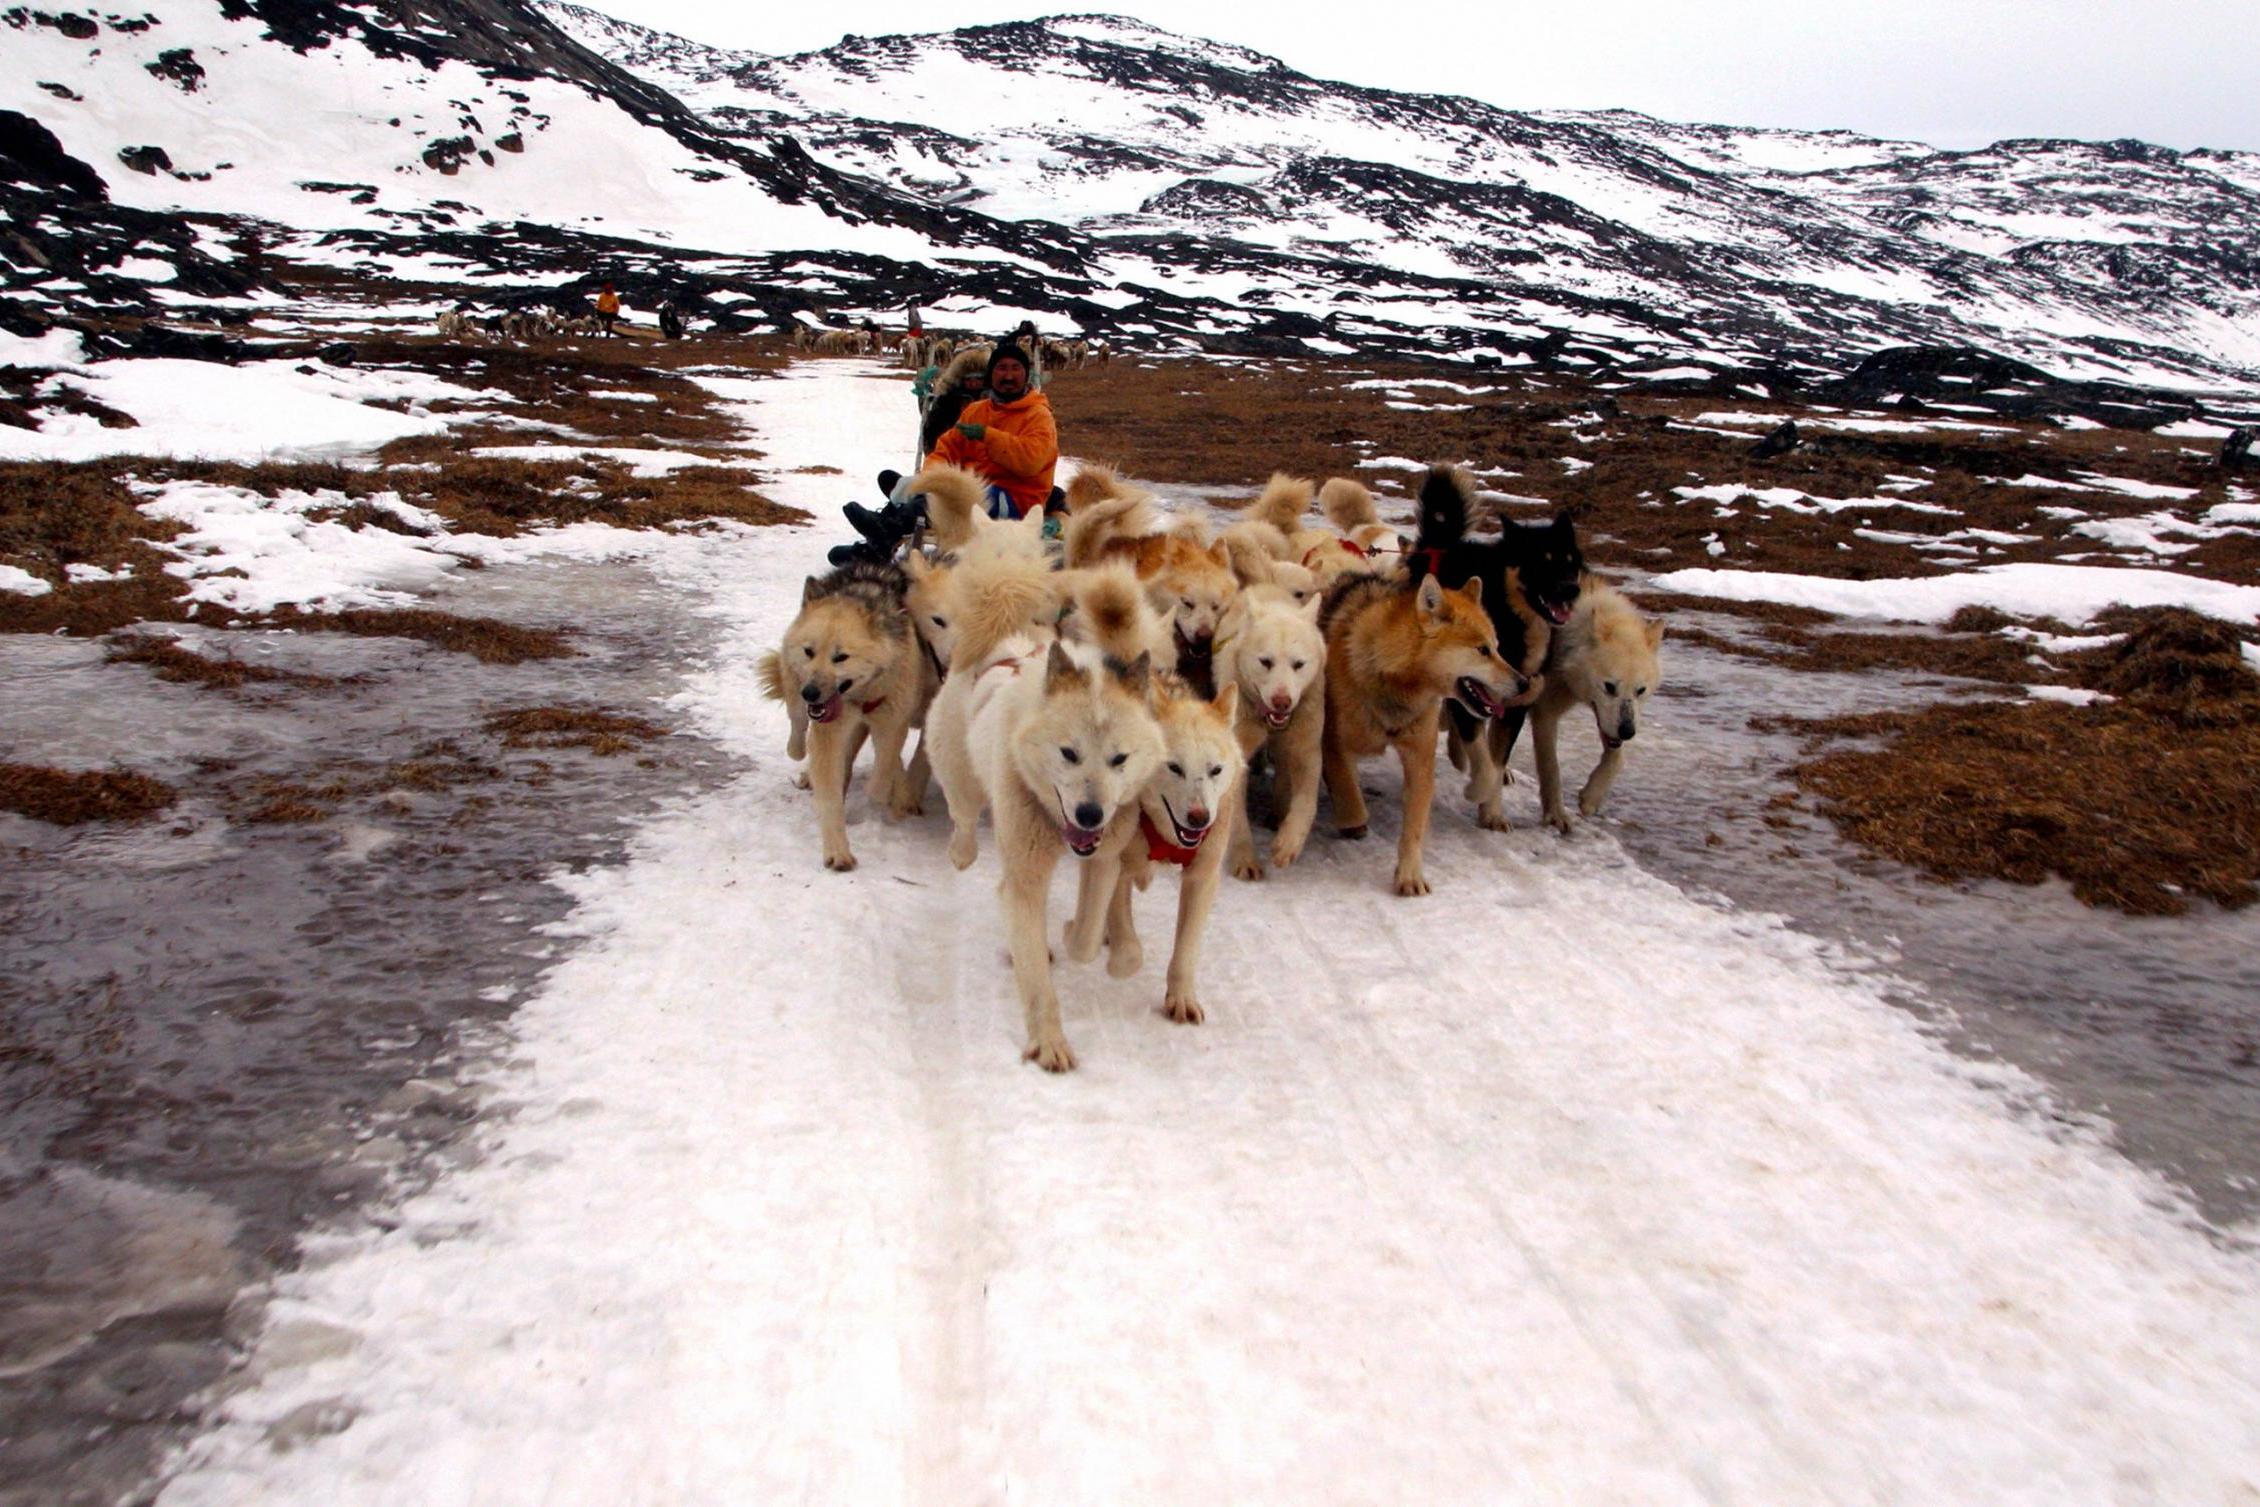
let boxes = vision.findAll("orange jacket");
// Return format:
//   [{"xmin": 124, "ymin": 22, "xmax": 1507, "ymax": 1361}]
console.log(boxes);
[
  {"xmin": 925, "ymin": 390, "xmax": 1057, "ymax": 516},
  {"xmin": 595, "ymin": 290, "xmax": 621, "ymax": 315}
]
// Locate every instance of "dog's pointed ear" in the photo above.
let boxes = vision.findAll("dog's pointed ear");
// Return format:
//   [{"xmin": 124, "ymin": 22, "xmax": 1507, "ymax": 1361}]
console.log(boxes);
[
  {"xmin": 1044, "ymin": 639, "xmax": 1087, "ymax": 689},
  {"xmin": 1300, "ymin": 594, "xmax": 1323, "ymax": 622},
  {"xmin": 1211, "ymin": 682, "xmax": 1238, "ymax": 721},
  {"xmin": 1210, "ymin": 539, "xmax": 1233, "ymax": 571},
  {"xmin": 1458, "ymin": 576, "xmax": 1484, "ymax": 608},
  {"xmin": 1416, "ymin": 574, "xmax": 1445, "ymax": 620},
  {"xmin": 1114, "ymin": 650, "xmax": 1153, "ymax": 697},
  {"xmin": 1646, "ymin": 619, "xmax": 1666, "ymax": 652},
  {"xmin": 1550, "ymin": 509, "xmax": 1577, "ymax": 535},
  {"xmin": 802, "ymin": 575, "xmax": 821, "ymax": 605}
]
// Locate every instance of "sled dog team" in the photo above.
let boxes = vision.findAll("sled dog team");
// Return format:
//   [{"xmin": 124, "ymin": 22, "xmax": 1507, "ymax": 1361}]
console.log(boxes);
[{"xmin": 761, "ymin": 462, "xmax": 1664, "ymax": 1071}]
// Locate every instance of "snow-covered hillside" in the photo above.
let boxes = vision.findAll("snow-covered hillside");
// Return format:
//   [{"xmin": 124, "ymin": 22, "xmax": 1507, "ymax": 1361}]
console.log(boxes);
[{"xmin": 5, "ymin": 0, "xmax": 2259, "ymax": 390}]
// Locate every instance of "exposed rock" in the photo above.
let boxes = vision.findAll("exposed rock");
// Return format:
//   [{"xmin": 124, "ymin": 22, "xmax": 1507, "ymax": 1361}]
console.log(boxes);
[
  {"xmin": 0, "ymin": 109, "xmax": 106, "ymax": 198},
  {"xmin": 144, "ymin": 47, "xmax": 206, "ymax": 93},
  {"xmin": 420, "ymin": 135, "xmax": 476, "ymax": 174},
  {"xmin": 116, "ymin": 144, "xmax": 173, "ymax": 176},
  {"xmin": 494, "ymin": 131, "xmax": 523, "ymax": 153},
  {"xmin": 1752, "ymin": 420, "xmax": 1801, "ymax": 459}
]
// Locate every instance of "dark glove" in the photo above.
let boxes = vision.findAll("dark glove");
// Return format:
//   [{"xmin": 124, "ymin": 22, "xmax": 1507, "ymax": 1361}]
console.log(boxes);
[{"xmin": 956, "ymin": 422, "xmax": 986, "ymax": 441}]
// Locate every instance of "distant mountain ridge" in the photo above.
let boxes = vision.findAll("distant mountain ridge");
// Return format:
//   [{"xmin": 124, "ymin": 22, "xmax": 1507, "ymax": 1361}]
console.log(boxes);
[{"xmin": 2, "ymin": 0, "xmax": 2255, "ymax": 395}]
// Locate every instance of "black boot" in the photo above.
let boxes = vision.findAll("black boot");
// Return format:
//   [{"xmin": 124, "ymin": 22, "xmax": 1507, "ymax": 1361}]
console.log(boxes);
[
  {"xmin": 843, "ymin": 500, "xmax": 894, "ymax": 541},
  {"xmin": 828, "ymin": 539, "xmax": 887, "ymax": 569}
]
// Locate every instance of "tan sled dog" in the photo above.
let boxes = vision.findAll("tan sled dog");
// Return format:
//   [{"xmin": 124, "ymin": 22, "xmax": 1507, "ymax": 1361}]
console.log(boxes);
[
  {"xmin": 1063, "ymin": 468, "xmax": 1241, "ymax": 660},
  {"xmin": 1528, "ymin": 578, "xmax": 1664, "ymax": 831},
  {"xmin": 929, "ymin": 638, "xmax": 1164, "ymax": 1070},
  {"xmin": 757, "ymin": 560, "xmax": 938, "ymax": 871},
  {"xmin": 1212, "ymin": 587, "xmax": 1327, "ymax": 880},
  {"xmin": 1307, "ymin": 571, "xmax": 1520, "ymax": 895},
  {"xmin": 1065, "ymin": 672, "xmax": 1242, "ymax": 1025}
]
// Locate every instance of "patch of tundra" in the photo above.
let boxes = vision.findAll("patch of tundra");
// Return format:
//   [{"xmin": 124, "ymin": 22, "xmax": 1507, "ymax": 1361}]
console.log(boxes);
[{"xmin": 1651, "ymin": 561, "xmax": 2260, "ymax": 626}]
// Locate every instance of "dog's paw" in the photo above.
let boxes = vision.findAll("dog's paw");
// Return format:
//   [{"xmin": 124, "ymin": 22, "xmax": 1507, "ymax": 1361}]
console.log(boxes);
[
  {"xmin": 1476, "ymin": 804, "xmax": 1511, "ymax": 833},
  {"xmin": 1162, "ymin": 990, "xmax": 1204, "ymax": 1025},
  {"xmin": 1545, "ymin": 806, "xmax": 1574, "ymax": 835},
  {"xmin": 1269, "ymin": 838, "xmax": 1302, "ymax": 869},
  {"xmin": 1106, "ymin": 939, "xmax": 1143, "ymax": 978},
  {"xmin": 824, "ymin": 847, "xmax": 857, "ymax": 873},
  {"xmin": 793, "ymin": 769, "xmax": 810, "ymax": 791},
  {"xmin": 947, "ymin": 831, "xmax": 978, "ymax": 870},
  {"xmin": 1338, "ymin": 823, "xmax": 1368, "ymax": 841},
  {"xmin": 1024, "ymin": 1035, "xmax": 1078, "ymax": 1073},
  {"xmin": 888, "ymin": 791, "xmax": 926, "ymax": 820},
  {"xmin": 1393, "ymin": 867, "xmax": 1431, "ymax": 897},
  {"xmin": 1578, "ymin": 790, "xmax": 1607, "ymax": 818},
  {"xmin": 1231, "ymin": 855, "xmax": 1266, "ymax": 882}
]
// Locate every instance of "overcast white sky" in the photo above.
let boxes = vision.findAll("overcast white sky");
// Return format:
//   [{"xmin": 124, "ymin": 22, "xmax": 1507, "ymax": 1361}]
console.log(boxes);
[{"xmin": 576, "ymin": 0, "xmax": 2260, "ymax": 153}]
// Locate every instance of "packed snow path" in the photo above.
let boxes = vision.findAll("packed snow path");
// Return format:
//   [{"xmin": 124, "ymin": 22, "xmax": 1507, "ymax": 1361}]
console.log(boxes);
[{"xmin": 160, "ymin": 364, "xmax": 2260, "ymax": 1505}]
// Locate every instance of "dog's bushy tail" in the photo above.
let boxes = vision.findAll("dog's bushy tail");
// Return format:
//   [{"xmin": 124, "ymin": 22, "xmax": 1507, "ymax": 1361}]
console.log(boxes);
[
  {"xmin": 1249, "ymin": 472, "xmax": 1313, "ymax": 534},
  {"xmin": 1320, "ymin": 476, "xmax": 1381, "ymax": 533},
  {"xmin": 1065, "ymin": 564, "xmax": 1157, "ymax": 664},
  {"xmin": 909, "ymin": 463, "xmax": 987, "ymax": 552},
  {"xmin": 1413, "ymin": 465, "xmax": 1475, "ymax": 552},
  {"xmin": 946, "ymin": 554, "xmax": 1059, "ymax": 673},
  {"xmin": 1065, "ymin": 463, "xmax": 1127, "ymax": 515},
  {"xmin": 1220, "ymin": 523, "xmax": 1286, "ymax": 586},
  {"xmin": 1063, "ymin": 487, "xmax": 1157, "ymax": 569},
  {"xmin": 756, "ymin": 650, "xmax": 790, "ymax": 702}
]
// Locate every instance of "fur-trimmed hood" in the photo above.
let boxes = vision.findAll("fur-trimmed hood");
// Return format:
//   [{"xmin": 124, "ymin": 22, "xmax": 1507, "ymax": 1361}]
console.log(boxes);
[{"xmin": 935, "ymin": 345, "xmax": 991, "ymax": 394}]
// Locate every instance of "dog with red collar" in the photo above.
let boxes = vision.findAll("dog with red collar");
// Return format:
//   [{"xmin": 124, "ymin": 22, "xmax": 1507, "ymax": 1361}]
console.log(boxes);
[{"xmin": 1063, "ymin": 669, "xmax": 1243, "ymax": 1027}]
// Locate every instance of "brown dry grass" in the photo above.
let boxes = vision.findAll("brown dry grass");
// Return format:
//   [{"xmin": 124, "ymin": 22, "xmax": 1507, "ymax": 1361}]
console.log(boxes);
[
  {"xmin": 1775, "ymin": 611, "xmax": 2260, "ymax": 914},
  {"xmin": 107, "ymin": 636, "xmax": 334, "ymax": 689},
  {"xmin": 232, "ymin": 739, "xmax": 504, "ymax": 824},
  {"xmin": 1053, "ymin": 359, "xmax": 2260, "ymax": 585},
  {"xmin": 274, "ymin": 608, "xmax": 577, "ymax": 664},
  {"xmin": 0, "ymin": 763, "xmax": 178, "ymax": 824},
  {"xmin": 485, "ymin": 705, "xmax": 668, "ymax": 756}
]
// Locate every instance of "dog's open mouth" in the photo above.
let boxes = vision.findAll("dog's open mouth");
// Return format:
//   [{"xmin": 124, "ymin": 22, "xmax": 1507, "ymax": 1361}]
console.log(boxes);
[
  {"xmin": 1454, "ymin": 677, "xmax": 1505, "ymax": 720},
  {"xmin": 1174, "ymin": 624, "xmax": 1212, "ymax": 658},
  {"xmin": 1262, "ymin": 702, "xmax": 1294, "ymax": 730},
  {"xmin": 1539, "ymin": 594, "xmax": 1577, "ymax": 626},
  {"xmin": 1165, "ymin": 803, "xmax": 1212, "ymax": 848},
  {"xmin": 1599, "ymin": 731, "xmax": 1624, "ymax": 750},
  {"xmin": 807, "ymin": 694, "xmax": 844, "ymax": 724},
  {"xmin": 1061, "ymin": 821, "xmax": 1105, "ymax": 857}
]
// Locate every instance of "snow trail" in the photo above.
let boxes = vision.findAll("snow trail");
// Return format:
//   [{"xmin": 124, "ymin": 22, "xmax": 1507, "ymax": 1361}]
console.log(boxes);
[{"xmin": 159, "ymin": 362, "xmax": 2260, "ymax": 1505}]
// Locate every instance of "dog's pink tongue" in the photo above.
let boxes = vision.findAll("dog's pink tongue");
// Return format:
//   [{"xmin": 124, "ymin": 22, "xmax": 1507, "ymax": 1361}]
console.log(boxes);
[{"xmin": 810, "ymin": 695, "xmax": 843, "ymax": 723}]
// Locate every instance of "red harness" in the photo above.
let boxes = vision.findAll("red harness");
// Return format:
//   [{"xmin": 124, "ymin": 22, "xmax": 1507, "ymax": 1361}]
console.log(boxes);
[
  {"xmin": 1140, "ymin": 810, "xmax": 1204, "ymax": 867},
  {"xmin": 858, "ymin": 696, "xmax": 886, "ymax": 715},
  {"xmin": 1302, "ymin": 537, "xmax": 1366, "ymax": 570}
]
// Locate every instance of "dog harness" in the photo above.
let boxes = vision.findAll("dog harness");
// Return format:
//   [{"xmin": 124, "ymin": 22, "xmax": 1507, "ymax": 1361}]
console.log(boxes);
[
  {"xmin": 1302, "ymin": 537, "xmax": 1365, "ymax": 570},
  {"xmin": 1140, "ymin": 810, "xmax": 1204, "ymax": 867}
]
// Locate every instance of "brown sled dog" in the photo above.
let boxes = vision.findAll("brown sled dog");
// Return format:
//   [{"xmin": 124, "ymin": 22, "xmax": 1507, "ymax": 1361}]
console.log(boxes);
[
  {"xmin": 1302, "ymin": 570, "xmax": 1523, "ymax": 896},
  {"xmin": 757, "ymin": 560, "xmax": 938, "ymax": 871}
]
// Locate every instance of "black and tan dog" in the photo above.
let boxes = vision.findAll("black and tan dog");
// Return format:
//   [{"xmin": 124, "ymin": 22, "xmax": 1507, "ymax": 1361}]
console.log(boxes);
[{"xmin": 1408, "ymin": 466, "xmax": 1584, "ymax": 829}]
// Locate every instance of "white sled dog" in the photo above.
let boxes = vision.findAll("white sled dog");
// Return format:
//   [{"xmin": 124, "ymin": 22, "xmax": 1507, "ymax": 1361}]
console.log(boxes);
[
  {"xmin": 929, "ymin": 634, "xmax": 1164, "ymax": 1071},
  {"xmin": 1212, "ymin": 586, "xmax": 1327, "ymax": 881},
  {"xmin": 1064, "ymin": 656, "xmax": 1242, "ymax": 1028},
  {"xmin": 1524, "ymin": 577, "xmax": 1664, "ymax": 831}
]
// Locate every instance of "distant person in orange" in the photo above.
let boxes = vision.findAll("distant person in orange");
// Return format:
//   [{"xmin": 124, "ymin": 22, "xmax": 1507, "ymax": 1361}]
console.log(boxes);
[
  {"xmin": 594, "ymin": 281, "xmax": 622, "ymax": 338},
  {"xmin": 924, "ymin": 340, "xmax": 1057, "ymax": 518}
]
